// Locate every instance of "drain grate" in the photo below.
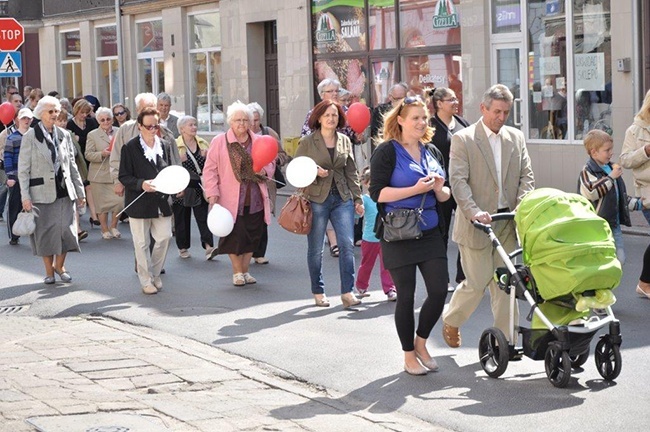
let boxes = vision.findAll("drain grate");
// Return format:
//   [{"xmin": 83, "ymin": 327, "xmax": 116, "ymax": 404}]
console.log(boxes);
[{"xmin": 0, "ymin": 305, "xmax": 29, "ymax": 315}]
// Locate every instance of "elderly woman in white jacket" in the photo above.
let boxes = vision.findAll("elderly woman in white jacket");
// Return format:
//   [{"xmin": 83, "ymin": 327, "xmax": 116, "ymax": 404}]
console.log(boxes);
[{"xmin": 18, "ymin": 96, "xmax": 86, "ymax": 285}]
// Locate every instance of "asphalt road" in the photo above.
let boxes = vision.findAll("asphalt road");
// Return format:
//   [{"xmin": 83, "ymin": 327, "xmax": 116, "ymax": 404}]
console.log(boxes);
[{"xmin": 1, "ymin": 216, "xmax": 649, "ymax": 432}]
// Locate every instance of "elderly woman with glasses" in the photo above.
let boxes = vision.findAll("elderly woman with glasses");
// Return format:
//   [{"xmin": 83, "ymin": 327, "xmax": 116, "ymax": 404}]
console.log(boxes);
[
  {"xmin": 18, "ymin": 96, "xmax": 86, "ymax": 285},
  {"xmin": 295, "ymin": 99, "xmax": 364, "ymax": 308},
  {"xmin": 118, "ymin": 107, "xmax": 173, "ymax": 295},
  {"xmin": 369, "ymin": 95, "xmax": 450, "ymax": 375},
  {"xmin": 86, "ymin": 107, "xmax": 123, "ymax": 239},
  {"xmin": 202, "ymin": 101, "xmax": 274, "ymax": 286},
  {"xmin": 429, "ymin": 87, "xmax": 470, "ymax": 291}
]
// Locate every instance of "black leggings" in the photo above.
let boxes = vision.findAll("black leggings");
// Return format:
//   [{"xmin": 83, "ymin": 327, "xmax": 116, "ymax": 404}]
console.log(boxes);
[
  {"xmin": 389, "ymin": 257, "xmax": 448, "ymax": 352},
  {"xmin": 641, "ymin": 243, "xmax": 650, "ymax": 283}
]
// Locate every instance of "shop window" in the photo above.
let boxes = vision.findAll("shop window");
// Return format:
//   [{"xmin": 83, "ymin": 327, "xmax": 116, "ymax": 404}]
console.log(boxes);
[
  {"xmin": 136, "ymin": 20, "xmax": 164, "ymax": 95},
  {"xmin": 96, "ymin": 26, "xmax": 119, "ymax": 107},
  {"xmin": 60, "ymin": 30, "xmax": 82, "ymax": 99},
  {"xmin": 526, "ymin": 0, "xmax": 568, "ymax": 140},
  {"xmin": 399, "ymin": 0, "xmax": 461, "ymax": 49},
  {"xmin": 189, "ymin": 11, "xmax": 222, "ymax": 133},
  {"xmin": 401, "ymin": 53, "xmax": 463, "ymax": 114},
  {"xmin": 312, "ymin": 1, "xmax": 367, "ymax": 55},
  {"xmin": 371, "ymin": 60, "xmax": 396, "ymax": 105},
  {"xmin": 572, "ymin": 0, "xmax": 611, "ymax": 138},
  {"xmin": 369, "ymin": 0, "xmax": 396, "ymax": 50},
  {"xmin": 314, "ymin": 58, "xmax": 368, "ymax": 105}
]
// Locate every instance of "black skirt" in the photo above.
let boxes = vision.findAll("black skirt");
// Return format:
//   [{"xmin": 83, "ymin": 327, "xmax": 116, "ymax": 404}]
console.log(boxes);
[
  {"xmin": 218, "ymin": 207, "xmax": 265, "ymax": 255},
  {"xmin": 380, "ymin": 227, "xmax": 447, "ymax": 270}
]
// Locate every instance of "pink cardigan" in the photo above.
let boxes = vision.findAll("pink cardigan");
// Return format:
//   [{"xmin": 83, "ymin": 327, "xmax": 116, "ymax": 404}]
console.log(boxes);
[{"xmin": 202, "ymin": 129, "xmax": 274, "ymax": 225}]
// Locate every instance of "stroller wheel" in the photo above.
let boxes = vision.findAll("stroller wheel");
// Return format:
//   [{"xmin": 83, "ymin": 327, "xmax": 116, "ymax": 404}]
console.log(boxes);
[
  {"xmin": 544, "ymin": 344, "xmax": 572, "ymax": 388},
  {"xmin": 595, "ymin": 338, "xmax": 622, "ymax": 381},
  {"xmin": 478, "ymin": 328, "xmax": 510, "ymax": 378},
  {"xmin": 570, "ymin": 350, "xmax": 590, "ymax": 369}
]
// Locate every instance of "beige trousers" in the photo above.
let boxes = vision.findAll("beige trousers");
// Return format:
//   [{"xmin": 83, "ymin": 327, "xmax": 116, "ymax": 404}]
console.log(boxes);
[
  {"xmin": 443, "ymin": 222, "xmax": 518, "ymax": 336},
  {"xmin": 129, "ymin": 215, "xmax": 172, "ymax": 288}
]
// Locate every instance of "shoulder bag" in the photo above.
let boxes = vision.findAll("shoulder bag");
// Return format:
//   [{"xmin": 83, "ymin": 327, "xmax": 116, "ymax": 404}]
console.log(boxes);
[
  {"xmin": 183, "ymin": 149, "xmax": 204, "ymax": 207},
  {"xmin": 382, "ymin": 194, "xmax": 426, "ymax": 242},
  {"xmin": 278, "ymin": 191, "xmax": 312, "ymax": 235}
]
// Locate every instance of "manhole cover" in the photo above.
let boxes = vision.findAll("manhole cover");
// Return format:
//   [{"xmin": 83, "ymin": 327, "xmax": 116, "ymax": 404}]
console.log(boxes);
[
  {"xmin": 150, "ymin": 306, "xmax": 231, "ymax": 317},
  {"xmin": 0, "ymin": 305, "xmax": 29, "ymax": 315}
]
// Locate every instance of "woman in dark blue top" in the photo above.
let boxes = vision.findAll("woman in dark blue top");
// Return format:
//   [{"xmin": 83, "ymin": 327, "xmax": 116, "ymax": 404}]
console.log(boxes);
[{"xmin": 369, "ymin": 96, "xmax": 451, "ymax": 376}]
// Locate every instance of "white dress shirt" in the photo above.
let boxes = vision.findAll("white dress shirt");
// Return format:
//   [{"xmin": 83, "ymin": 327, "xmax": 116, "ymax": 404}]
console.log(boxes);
[{"xmin": 481, "ymin": 120, "xmax": 508, "ymax": 209}]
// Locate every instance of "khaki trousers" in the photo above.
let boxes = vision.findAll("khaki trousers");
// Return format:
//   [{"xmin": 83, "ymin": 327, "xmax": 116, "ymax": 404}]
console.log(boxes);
[
  {"xmin": 129, "ymin": 215, "xmax": 172, "ymax": 288},
  {"xmin": 443, "ymin": 222, "xmax": 518, "ymax": 337}
]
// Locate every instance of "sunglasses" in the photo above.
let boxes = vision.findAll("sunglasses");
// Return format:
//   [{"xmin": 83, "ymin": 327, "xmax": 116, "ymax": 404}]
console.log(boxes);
[
  {"xmin": 141, "ymin": 124, "xmax": 160, "ymax": 131},
  {"xmin": 442, "ymin": 97, "xmax": 459, "ymax": 103},
  {"xmin": 48, "ymin": 109, "xmax": 61, "ymax": 115},
  {"xmin": 114, "ymin": 110, "xmax": 126, "ymax": 116},
  {"xmin": 398, "ymin": 96, "xmax": 422, "ymax": 115}
]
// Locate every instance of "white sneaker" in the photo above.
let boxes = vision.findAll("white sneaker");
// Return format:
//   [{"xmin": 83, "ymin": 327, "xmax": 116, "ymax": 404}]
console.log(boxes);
[
  {"xmin": 179, "ymin": 249, "xmax": 191, "ymax": 259},
  {"xmin": 387, "ymin": 289, "xmax": 397, "ymax": 301},
  {"xmin": 205, "ymin": 247, "xmax": 218, "ymax": 261},
  {"xmin": 354, "ymin": 288, "xmax": 370, "ymax": 298}
]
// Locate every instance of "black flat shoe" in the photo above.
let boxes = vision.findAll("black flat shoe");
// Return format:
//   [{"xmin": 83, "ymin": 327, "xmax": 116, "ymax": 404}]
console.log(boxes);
[
  {"xmin": 330, "ymin": 245, "xmax": 340, "ymax": 257},
  {"xmin": 89, "ymin": 217, "xmax": 101, "ymax": 227}
]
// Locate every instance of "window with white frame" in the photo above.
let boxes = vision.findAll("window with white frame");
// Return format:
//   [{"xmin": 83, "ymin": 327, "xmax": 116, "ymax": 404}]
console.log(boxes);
[
  {"xmin": 188, "ymin": 11, "xmax": 222, "ymax": 133},
  {"xmin": 61, "ymin": 30, "xmax": 82, "ymax": 100},
  {"xmin": 96, "ymin": 25, "xmax": 120, "ymax": 107},
  {"xmin": 136, "ymin": 19, "xmax": 164, "ymax": 95}
]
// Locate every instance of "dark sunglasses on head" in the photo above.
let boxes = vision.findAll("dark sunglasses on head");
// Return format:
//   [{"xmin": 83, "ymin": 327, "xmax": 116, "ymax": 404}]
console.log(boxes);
[
  {"xmin": 9, "ymin": 91, "xmax": 18, "ymax": 95},
  {"xmin": 114, "ymin": 110, "xmax": 126, "ymax": 116},
  {"xmin": 141, "ymin": 124, "xmax": 160, "ymax": 131},
  {"xmin": 398, "ymin": 96, "xmax": 422, "ymax": 114}
]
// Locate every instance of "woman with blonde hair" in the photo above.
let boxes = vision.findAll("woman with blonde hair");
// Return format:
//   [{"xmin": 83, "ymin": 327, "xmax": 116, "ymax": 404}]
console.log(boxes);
[{"xmin": 369, "ymin": 95, "xmax": 450, "ymax": 375}]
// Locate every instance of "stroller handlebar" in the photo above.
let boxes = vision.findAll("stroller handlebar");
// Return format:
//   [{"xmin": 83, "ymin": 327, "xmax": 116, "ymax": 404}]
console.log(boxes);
[{"xmin": 472, "ymin": 212, "xmax": 515, "ymax": 233}]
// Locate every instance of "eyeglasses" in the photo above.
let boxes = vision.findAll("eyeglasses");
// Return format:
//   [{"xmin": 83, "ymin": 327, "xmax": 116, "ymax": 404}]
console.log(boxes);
[
  {"xmin": 114, "ymin": 111, "xmax": 126, "ymax": 116},
  {"xmin": 141, "ymin": 124, "xmax": 160, "ymax": 131},
  {"xmin": 398, "ymin": 96, "xmax": 422, "ymax": 114},
  {"xmin": 442, "ymin": 97, "xmax": 459, "ymax": 103},
  {"xmin": 99, "ymin": 118, "xmax": 113, "ymax": 122},
  {"xmin": 47, "ymin": 109, "xmax": 61, "ymax": 115},
  {"xmin": 232, "ymin": 118, "xmax": 250, "ymax": 123},
  {"xmin": 321, "ymin": 90, "xmax": 340, "ymax": 95}
]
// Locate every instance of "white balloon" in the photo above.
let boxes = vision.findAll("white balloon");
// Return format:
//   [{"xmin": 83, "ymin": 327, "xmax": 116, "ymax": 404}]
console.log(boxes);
[
  {"xmin": 286, "ymin": 156, "xmax": 317, "ymax": 188},
  {"xmin": 207, "ymin": 204, "xmax": 234, "ymax": 237},
  {"xmin": 151, "ymin": 165, "xmax": 190, "ymax": 195}
]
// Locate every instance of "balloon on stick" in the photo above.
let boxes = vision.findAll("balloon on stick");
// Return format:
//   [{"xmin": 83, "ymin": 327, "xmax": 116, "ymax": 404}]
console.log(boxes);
[
  {"xmin": 207, "ymin": 204, "xmax": 234, "ymax": 237},
  {"xmin": 346, "ymin": 102, "xmax": 371, "ymax": 134},
  {"xmin": 0, "ymin": 102, "xmax": 15, "ymax": 126},
  {"xmin": 286, "ymin": 156, "xmax": 318, "ymax": 188},
  {"xmin": 252, "ymin": 135, "xmax": 279, "ymax": 172},
  {"xmin": 150, "ymin": 165, "xmax": 190, "ymax": 195}
]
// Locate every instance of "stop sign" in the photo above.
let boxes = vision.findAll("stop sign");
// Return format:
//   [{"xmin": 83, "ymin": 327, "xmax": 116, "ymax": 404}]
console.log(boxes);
[{"xmin": 0, "ymin": 18, "xmax": 24, "ymax": 51}]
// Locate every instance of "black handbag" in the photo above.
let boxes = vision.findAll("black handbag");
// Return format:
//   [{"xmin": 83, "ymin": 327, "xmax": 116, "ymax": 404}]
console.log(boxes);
[{"xmin": 381, "ymin": 194, "xmax": 426, "ymax": 242}]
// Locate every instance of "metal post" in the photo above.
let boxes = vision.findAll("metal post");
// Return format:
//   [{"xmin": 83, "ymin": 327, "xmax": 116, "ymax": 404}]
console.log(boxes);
[{"xmin": 115, "ymin": 0, "xmax": 125, "ymax": 104}]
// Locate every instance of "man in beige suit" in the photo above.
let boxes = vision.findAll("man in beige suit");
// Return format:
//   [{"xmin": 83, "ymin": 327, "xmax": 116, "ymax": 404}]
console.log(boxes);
[{"xmin": 442, "ymin": 84, "xmax": 534, "ymax": 347}]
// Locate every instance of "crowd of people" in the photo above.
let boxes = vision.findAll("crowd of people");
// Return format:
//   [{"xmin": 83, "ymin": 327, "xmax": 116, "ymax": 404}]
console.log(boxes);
[{"xmin": 1, "ymin": 81, "xmax": 649, "ymax": 377}]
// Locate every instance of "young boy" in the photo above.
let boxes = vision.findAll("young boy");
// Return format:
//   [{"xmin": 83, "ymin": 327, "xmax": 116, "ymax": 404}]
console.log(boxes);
[{"xmin": 578, "ymin": 129, "xmax": 642, "ymax": 264}]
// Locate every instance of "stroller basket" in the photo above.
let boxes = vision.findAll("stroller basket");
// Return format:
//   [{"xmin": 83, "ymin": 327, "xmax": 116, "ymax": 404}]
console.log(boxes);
[{"xmin": 520, "ymin": 327, "xmax": 595, "ymax": 361}]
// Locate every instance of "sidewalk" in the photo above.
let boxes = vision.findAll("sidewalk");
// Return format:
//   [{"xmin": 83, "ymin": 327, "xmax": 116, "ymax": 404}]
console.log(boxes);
[{"xmin": 0, "ymin": 315, "xmax": 445, "ymax": 432}]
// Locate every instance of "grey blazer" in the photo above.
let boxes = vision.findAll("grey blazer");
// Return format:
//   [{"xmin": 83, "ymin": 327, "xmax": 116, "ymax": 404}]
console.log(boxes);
[
  {"xmin": 449, "ymin": 120, "xmax": 534, "ymax": 249},
  {"xmin": 294, "ymin": 130, "xmax": 361, "ymax": 205},
  {"xmin": 18, "ymin": 124, "xmax": 86, "ymax": 204}
]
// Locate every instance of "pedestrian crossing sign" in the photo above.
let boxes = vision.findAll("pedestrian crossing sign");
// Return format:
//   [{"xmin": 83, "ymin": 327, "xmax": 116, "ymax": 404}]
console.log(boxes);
[{"xmin": 0, "ymin": 51, "xmax": 21, "ymax": 77}]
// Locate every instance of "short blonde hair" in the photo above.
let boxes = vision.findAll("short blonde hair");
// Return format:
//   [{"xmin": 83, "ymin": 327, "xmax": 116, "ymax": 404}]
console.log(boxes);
[{"xmin": 583, "ymin": 129, "xmax": 613, "ymax": 155}]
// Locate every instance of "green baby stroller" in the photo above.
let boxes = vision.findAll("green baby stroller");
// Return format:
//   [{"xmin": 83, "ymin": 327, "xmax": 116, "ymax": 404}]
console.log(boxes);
[{"xmin": 475, "ymin": 188, "xmax": 623, "ymax": 388}]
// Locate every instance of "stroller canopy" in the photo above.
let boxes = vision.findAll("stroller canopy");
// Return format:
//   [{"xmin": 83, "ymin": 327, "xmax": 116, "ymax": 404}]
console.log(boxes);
[{"xmin": 514, "ymin": 188, "xmax": 621, "ymax": 300}]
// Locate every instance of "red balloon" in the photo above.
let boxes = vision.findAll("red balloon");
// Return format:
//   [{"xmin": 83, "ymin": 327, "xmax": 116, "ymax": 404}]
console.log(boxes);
[
  {"xmin": 346, "ymin": 102, "xmax": 371, "ymax": 134},
  {"xmin": 252, "ymin": 135, "xmax": 279, "ymax": 172},
  {"xmin": 0, "ymin": 102, "xmax": 14, "ymax": 126}
]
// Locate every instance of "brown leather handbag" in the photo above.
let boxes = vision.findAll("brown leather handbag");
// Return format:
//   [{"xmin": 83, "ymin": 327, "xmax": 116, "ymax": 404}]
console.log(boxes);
[{"xmin": 278, "ymin": 192, "xmax": 312, "ymax": 235}]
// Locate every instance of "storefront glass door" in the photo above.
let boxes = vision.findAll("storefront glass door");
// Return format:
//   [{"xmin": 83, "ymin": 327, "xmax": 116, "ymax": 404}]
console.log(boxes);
[{"xmin": 492, "ymin": 44, "xmax": 524, "ymax": 130}]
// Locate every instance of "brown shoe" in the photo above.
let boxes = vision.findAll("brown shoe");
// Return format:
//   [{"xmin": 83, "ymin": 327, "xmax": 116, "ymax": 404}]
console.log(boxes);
[
  {"xmin": 142, "ymin": 285, "xmax": 158, "ymax": 295},
  {"xmin": 442, "ymin": 322, "xmax": 461, "ymax": 348}
]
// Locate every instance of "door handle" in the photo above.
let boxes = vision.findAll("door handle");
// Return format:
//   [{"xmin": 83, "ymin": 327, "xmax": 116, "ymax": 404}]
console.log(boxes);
[{"xmin": 513, "ymin": 98, "xmax": 522, "ymax": 127}]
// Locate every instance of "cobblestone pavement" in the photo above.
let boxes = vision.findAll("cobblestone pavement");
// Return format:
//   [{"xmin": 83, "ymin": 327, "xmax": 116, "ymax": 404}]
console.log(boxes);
[{"xmin": 0, "ymin": 315, "xmax": 446, "ymax": 432}]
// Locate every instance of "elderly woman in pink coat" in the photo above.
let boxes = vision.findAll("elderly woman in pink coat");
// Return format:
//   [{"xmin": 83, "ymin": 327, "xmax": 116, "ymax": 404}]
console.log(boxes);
[{"xmin": 202, "ymin": 101, "xmax": 275, "ymax": 286}]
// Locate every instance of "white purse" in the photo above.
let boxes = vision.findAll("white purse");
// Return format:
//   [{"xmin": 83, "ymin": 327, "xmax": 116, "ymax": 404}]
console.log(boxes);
[{"xmin": 12, "ymin": 207, "xmax": 39, "ymax": 237}]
